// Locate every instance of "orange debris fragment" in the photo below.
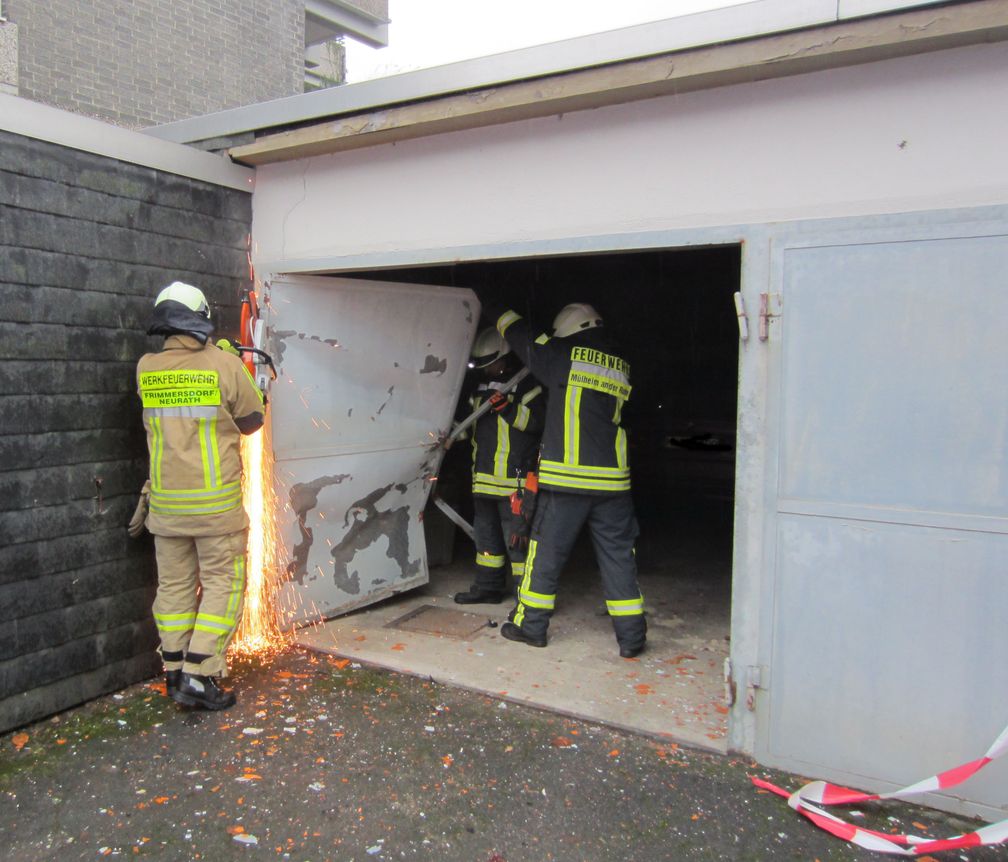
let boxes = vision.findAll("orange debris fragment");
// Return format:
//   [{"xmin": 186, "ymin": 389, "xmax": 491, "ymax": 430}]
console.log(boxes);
[{"xmin": 11, "ymin": 733, "xmax": 28, "ymax": 751}]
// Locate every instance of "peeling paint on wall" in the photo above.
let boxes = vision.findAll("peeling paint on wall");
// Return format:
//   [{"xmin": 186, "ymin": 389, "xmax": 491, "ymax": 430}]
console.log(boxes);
[
  {"xmin": 376, "ymin": 385, "xmax": 394, "ymax": 416},
  {"xmin": 287, "ymin": 473, "xmax": 351, "ymax": 583},
  {"xmin": 420, "ymin": 354, "xmax": 447, "ymax": 375},
  {"xmin": 329, "ymin": 483, "xmax": 421, "ymax": 593}
]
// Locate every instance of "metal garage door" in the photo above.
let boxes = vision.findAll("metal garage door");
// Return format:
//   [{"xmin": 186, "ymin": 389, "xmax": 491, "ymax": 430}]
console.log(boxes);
[
  {"xmin": 261, "ymin": 275, "xmax": 478, "ymax": 624},
  {"xmin": 760, "ymin": 222, "xmax": 1008, "ymax": 817}
]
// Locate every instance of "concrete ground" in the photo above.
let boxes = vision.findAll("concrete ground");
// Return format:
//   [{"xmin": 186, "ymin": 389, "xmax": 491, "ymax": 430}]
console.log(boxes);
[
  {"xmin": 298, "ymin": 488, "xmax": 736, "ymax": 753},
  {"xmin": 3, "ymin": 646, "xmax": 1003, "ymax": 862},
  {"xmin": 296, "ymin": 550, "xmax": 730, "ymax": 753}
]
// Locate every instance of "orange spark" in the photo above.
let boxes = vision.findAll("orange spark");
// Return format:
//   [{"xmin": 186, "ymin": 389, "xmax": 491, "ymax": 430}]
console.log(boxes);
[{"xmin": 232, "ymin": 414, "xmax": 292, "ymax": 660}]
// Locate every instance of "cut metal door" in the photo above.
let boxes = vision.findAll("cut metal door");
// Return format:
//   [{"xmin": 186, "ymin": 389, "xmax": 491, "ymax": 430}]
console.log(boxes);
[
  {"xmin": 759, "ymin": 221, "xmax": 1008, "ymax": 818},
  {"xmin": 261, "ymin": 274, "xmax": 478, "ymax": 625}
]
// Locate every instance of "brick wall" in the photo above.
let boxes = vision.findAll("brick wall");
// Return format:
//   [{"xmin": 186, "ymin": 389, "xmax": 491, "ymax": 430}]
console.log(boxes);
[
  {"xmin": 5, "ymin": 0, "xmax": 304, "ymax": 128},
  {"xmin": 0, "ymin": 130, "xmax": 251, "ymax": 732}
]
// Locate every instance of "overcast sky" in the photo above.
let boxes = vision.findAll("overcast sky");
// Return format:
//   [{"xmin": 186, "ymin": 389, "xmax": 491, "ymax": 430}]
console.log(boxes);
[{"xmin": 345, "ymin": 0, "xmax": 747, "ymax": 82}]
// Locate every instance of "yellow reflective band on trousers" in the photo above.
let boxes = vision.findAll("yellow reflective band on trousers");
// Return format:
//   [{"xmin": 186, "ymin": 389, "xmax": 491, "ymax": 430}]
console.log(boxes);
[
  {"xmin": 154, "ymin": 611, "xmax": 197, "ymax": 632},
  {"xmin": 513, "ymin": 539, "xmax": 554, "ymax": 625},
  {"xmin": 511, "ymin": 561, "xmax": 525, "ymax": 577},
  {"xmin": 149, "ymin": 481, "xmax": 243, "ymax": 515},
  {"xmin": 606, "ymin": 595, "xmax": 645, "ymax": 616},
  {"xmin": 476, "ymin": 552, "xmax": 506, "ymax": 569},
  {"xmin": 518, "ymin": 587, "xmax": 555, "ymax": 609},
  {"xmin": 194, "ymin": 553, "xmax": 245, "ymax": 652}
]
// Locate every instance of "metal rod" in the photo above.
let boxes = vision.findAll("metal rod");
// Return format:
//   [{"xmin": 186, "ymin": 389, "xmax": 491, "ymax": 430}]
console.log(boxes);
[
  {"xmin": 446, "ymin": 367, "xmax": 530, "ymax": 444},
  {"xmin": 432, "ymin": 495, "xmax": 474, "ymax": 542}
]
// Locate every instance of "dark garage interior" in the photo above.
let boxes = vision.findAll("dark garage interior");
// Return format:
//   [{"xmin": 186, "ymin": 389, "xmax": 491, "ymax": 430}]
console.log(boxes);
[{"xmin": 342, "ymin": 245, "xmax": 742, "ymax": 645}]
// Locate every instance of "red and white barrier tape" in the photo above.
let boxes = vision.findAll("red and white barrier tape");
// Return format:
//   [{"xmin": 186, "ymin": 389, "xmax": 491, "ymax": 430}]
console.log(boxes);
[{"xmin": 751, "ymin": 722, "xmax": 1008, "ymax": 855}]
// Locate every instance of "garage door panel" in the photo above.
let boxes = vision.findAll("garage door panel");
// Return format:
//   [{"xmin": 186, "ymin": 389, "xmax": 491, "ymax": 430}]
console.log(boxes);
[
  {"xmin": 769, "ymin": 514, "xmax": 1008, "ymax": 807},
  {"xmin": 781, "ymin": 236, "xmax": 1008, "ymax": 516},
  {"xmin": 768, "ymin": 229, "xmax": 1008, "ymax": 817},
  {"xmin": 263, "ymin": 274, "xmax": 478, "ymax": 624}
]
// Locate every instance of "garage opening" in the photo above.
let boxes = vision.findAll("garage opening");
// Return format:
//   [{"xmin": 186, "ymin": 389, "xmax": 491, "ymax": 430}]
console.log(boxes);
[{"xmin": 295, "ymin": 245, "xmax": 741, "ymax": 749}]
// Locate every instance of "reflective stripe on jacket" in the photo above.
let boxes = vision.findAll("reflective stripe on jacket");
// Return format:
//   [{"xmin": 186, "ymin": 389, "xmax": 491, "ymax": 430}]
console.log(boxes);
[
  {"xmin": 137, "ymin": 334, "xmax": 264, "ymax": 536},
  {"xmin": 497, "ymin": 312, "xmax": 631, "ymax": 495},
  {"xmin": 470, "ymin": 375, "xmax": 544, "ymax": 497}
]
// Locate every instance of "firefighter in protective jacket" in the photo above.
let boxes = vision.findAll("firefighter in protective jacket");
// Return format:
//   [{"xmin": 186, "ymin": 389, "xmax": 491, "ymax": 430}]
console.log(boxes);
[
  {"xmin": 454, "ymin": 327, "xmax": 544, "ymax": 604},
  {"xmin": 131, "ymin": 281, "xmax": 264, "ymax": 710},
  {"xmin": 494, "ymin": 303, "xmax": 646, "ymax": 657}
]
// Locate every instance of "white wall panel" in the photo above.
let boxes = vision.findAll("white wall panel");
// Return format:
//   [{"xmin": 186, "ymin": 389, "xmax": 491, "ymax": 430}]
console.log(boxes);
[{"xmin": 252, "ymin": 42, "xmax": 1008, "ymax": 270}]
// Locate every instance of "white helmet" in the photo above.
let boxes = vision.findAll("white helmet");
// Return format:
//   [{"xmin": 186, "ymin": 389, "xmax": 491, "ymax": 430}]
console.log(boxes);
[
  {"xmin": 552, "ymin": 303, "xmax": 602, "ymax": 338},
  {"xmin": 469, "ymin": 326, "xmax": 510, "ymax": 369},
  {"xmin": 154, "ymin": 281, "xmax": 210, "ymax": 318}
]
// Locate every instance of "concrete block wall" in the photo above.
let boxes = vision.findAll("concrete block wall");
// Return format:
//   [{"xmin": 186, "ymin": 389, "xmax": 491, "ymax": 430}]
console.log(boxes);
[
  {"xmin": 5, "ymin": 0, "xmax": 304, "ymax": 128},
  {"xmin": 0, "ymin": 129, "xmax": 251, "ymax": 733}
]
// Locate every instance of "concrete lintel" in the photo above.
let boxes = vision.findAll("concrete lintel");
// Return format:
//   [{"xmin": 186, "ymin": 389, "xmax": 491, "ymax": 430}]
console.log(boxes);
[
  {"xmin": 0, "ymin": 93, "xmax": 254, "ymax": 191},
  {"xmin": 230, "ymin": 1, "xmax": 1008, "ymax": 166}
]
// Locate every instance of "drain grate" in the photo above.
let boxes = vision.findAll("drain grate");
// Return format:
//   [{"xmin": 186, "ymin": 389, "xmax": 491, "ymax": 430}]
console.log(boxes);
[{"xmin": 386, "ymin": 605, "xmax": 490, "ymax": 640}]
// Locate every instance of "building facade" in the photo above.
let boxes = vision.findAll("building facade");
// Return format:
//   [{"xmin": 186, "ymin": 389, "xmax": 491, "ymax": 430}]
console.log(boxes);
[{"xmin": 0, "ymin": 0, "xmax": 387, "ymax": 128}]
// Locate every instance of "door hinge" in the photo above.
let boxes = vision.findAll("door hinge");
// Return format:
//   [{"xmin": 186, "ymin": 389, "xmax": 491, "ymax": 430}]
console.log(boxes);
[
  {"xmin": 758, "ymin": 293, "xmax": 781, "ymax": 341},
  {"xmin": 723, "ymin": 657, "xmax": 737, "ymax": 707},
  {"xmin": 733, "ymin": 292, "xmax": 749, "ymax": 342},
  {"xmin": 746, "ymin": 664, "xmax": 766, "ymax": 711}
]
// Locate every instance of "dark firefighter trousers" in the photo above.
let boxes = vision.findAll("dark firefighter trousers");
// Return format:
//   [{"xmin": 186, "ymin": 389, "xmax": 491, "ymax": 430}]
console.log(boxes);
[
  {"xmin": 472, "ymin": 496, "xmax": 528, "ymax": 595},
  {"xmin": 512, "ymin": 488, "xmax": 646, "ymax": 650}
]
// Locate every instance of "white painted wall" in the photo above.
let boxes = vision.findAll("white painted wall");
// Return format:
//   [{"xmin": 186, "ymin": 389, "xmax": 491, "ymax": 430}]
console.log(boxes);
[{"xmin": 251, "ymin": 41, "xmax": 1008, "ymax": 270}]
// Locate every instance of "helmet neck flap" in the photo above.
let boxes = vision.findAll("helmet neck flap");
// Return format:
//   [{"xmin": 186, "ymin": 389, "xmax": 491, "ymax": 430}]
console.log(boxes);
[{"xmin": 147, "ymin": 299, "xmax": 215, "ymax": 344}]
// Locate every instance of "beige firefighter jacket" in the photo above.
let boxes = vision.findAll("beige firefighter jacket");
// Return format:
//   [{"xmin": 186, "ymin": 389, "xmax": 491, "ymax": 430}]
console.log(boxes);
[{"xmin": 137, "ymin": 334, "xmax": 264, "ymax": 537}]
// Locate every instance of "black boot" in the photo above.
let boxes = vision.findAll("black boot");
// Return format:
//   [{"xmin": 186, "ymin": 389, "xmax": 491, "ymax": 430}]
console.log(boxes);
[
  {"xmin": 165, "ymin": 669, "xmax": 182, "ymax": 697},
  {"xmin": 454, "ymin": 587, "xmax": 507, "ymax": 605},
  {"xmin": 172, "ymin": 673, "xmax": 236, "ymax": 710},
  {"xmin": 500, "ymin": 621, "xmax": 547, "ymax": 648},
  {"xmin": 619, "ymin": 642, "xmax": 646, "ymax": 659},
  {"xmin": 161, "ymin": 650, "xmax": 185, "ymax": 698}
]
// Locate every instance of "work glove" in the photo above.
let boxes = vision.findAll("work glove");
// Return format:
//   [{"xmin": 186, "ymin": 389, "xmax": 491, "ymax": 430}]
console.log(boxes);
[
  {"xmin": 127, "ymin": 480, "xmax": 151, "ymax": 538},
  {"xmin": 509, "ymin": 525, "xmax": 530, "ymax": 553},
  {"xmin": 487, "ymin": 391, "xmax": 510, "ymax": 413},
  {"xmin": 216, "ymin": 337, "xmax": 242, "ymax": 356}
]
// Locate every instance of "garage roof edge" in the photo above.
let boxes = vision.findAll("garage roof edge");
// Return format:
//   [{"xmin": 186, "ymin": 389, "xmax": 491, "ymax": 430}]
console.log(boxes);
[
  {"xmin": 0, "ymin": 93, "xmax": 254, "ymax": 191},
  {"xmin": 229, "ymin": 0, "xmax": 1008, "ymax": 166},
  {"xmin": 142, "ymin": 0, "xmax": 956, "ymax": 147}
]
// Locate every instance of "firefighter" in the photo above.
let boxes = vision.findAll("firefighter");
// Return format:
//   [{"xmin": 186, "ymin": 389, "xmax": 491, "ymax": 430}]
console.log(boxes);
[
  {"xmin": 453, "ymin": 327, "xmax": 544, "ymax": 604},
  {"xmin": 493, "ymin": 303, "xmax": 646, "ymax": 658},
  {"xmin": 129, "ymin": 281, "xmax": 265, "ymax": 710}
]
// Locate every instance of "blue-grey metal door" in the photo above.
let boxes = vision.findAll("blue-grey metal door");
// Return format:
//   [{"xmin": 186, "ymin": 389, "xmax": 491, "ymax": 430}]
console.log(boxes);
[
  {"xmin": 759, "ymin": 221, "xmax": 1008, "ymax": 819},
  {"xmin": 261, "ymin": 275, "xmax": 479, "ymax": 625}
]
